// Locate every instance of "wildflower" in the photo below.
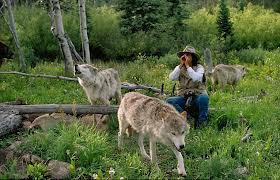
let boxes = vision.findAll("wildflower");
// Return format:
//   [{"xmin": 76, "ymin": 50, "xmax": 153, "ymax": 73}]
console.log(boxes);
[
  {"xmin": 109, "ymin": 167, "xmax": 115, "ymax": 176},
  {"xmin": 120, "ymin": 177, "xmax": 124, "ymax": 180},
  {"xmin": 92, "ymin": 173, "xmax": 98, "ymax": 179}
]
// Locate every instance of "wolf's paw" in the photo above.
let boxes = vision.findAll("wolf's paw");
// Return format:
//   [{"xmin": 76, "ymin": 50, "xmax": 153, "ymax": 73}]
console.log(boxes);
[
  {"xmin": 177, "ymin": 167, "xmax": 187, "ymax": 177},
  {"xmin": 117, "ymin": 145, "xmax": 124, "ymax": 151},
  {"xmin": 143, "ymin": 155, "xmax": 151, "ymax": 160},
  {"xmin": 178, "ymin": 171, "xmax": 187, "ymax": 177}
]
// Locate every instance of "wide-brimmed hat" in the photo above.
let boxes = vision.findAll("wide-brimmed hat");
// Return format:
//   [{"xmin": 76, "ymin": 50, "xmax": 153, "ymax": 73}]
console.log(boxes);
[{"xmin": 177, "ymin": 45, "xmax": 200, "ymax": 60}]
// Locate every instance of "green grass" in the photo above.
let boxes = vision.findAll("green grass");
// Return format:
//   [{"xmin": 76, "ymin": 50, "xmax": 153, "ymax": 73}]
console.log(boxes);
[{"xmin": 0, "ymin": 51, "xmax": 280, "ymax": 179}]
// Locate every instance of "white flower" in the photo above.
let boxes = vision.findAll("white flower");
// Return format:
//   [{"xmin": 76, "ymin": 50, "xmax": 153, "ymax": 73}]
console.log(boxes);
[
  {"xmin": 92, "ymin": 173, "xmax": 98, "ymax": 179},
  {"xmin": 109, "ymin": 167, "xmax": 115, "ymax": 176},
  {"xmin": 120, "ymin": 177, "xmax": 124, "ymax": 180}
]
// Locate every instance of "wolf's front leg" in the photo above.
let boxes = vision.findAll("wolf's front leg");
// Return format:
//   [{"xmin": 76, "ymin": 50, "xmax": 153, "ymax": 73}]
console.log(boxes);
[
  {"xmin": 149, "ymin": 136, "xmax": 159, "ymax": 170},
  {"xmin": 117, "ymin": 111, "xmax": 129, "ymax": 150},
  {"xmin": 171, "ymin": 147, "xmax": 187, "ymax": 176},
  {"xmin": 138, "ymin": 133, "xmax": 150, "ymax": 160}
]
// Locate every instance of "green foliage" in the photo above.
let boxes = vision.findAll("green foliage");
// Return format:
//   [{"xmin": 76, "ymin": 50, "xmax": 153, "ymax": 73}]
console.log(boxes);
[
  {"xmin": 231, "ymin": 4, "xmax": 280, "ymax": 50},
  {"xmin": 117, "ymin": 0, "xmax": 165, "ymax": 34},
  {"xmin": 183, "ymin": 9, "xmax": 218, "ymax": 50},
  {"xmin": 0, "ymin": 62, "xmax": 87, "ymax": 104},
  {"xmin": 234, "ymin": 47, "xmax": 266, "ymax": 64},
  {"xmin": 249, "ymin": 0, "xmax": 280, "ymax": 13},
  {"xmin": 14, "ymin": 7, "xmax": 60, "ymax": 62},
  {"xmin": 2, "ymin": 2, "xmax": 280, "ymax": 64},
  {"xmin": 115, "ymin": 0, "xmax": 188, "ymax": 57},
  {"xmin": 183, "ymin": 4, "xmax": 280, "ymax": 63},
  {"xmin": 88, "ymin": 6, "xmax": 124, "ymax": 60},
  {"xmin": 237, "ymin": 0, "xmax": 246, "ymax": 11},
  {"xmin": 21, "ymin": 123, "xmax": 111, "ymax": 168},
  {"xmin": 27, "ymin": 163, "xmax": 48, "ymax": 180},
  {"xmin": 217, "ymin": 0, "xmax": 233, "ymax": 39},
  {"xmin": 0, "ymin": 160, "xmax": 23, "ymax": 179}
]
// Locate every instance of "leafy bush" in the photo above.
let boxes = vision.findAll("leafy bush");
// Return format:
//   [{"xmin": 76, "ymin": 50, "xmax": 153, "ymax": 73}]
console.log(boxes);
[
  {"xmin": 235, "ymin": 47, "xmax": 266, "ymax": 64},
  {"xmin": 88, "ymin": 5, "xmax": 178, "ymax": 60},
  {"xmin": 88, "ymin": 6, "xmax": 124, "ymax": 60},
  {"xmin": 14, "ymin": 7, "xmax": 60, "ymax": 61},
  {"xmin": 183, "ymin": 9, "xmax": 218, "ymax": 50},
  {"xmin": 184, "ymin": 4, "xmax": 280, "ymax": 61},
  {"xmin": 117, "ymin": 0, "xmax": 165, "ymax": 34},
  {"xmin": 27, "ymin": 163, "xmax": 48, "ymax": 180},
  {"xmin": 157, "ymin": 53, "xmax": 178, "ymax": 69},
  {"xmin": 231, "ymin": 4, "xmax": 280, "ymax": 50}
]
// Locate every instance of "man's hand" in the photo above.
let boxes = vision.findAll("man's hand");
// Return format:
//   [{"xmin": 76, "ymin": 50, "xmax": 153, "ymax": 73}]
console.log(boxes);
[
  {"xmin": 179, "ymin": 54, "xmax": 190, "ymax": 69},
  {"xmin": 179, "ymin": 56, "xmax": 186, "ymax": 69},
  {"xmin": 181, "ymin": 54, "xmax": 191, "ymax": 68},
  {"xmin": 184, "ymin": 58, "xmax": 190, "ymax": 68}
]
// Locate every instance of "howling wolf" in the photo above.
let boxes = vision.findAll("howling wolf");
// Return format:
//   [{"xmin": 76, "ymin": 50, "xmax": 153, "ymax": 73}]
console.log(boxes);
[
  {"xmin": 74, "ymin": 64, "xmax": 122, "ymax": 105},
  {"xmin": 118, "ymin": 92, "xmax": 190, "ymax": 176}
]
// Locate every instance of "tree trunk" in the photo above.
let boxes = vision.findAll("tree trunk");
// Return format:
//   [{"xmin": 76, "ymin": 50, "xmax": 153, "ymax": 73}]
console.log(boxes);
[
  {"xmin": 64, "ymin": 33, "xmax": 84, "ymax": 63},
  {"xmin": 78, "ymin": 0, "xmax": 91, "ymax": 64},
  {"xmin": 0, "ymin": 104, "xmax": 119, "ymax": 115},
  {"xmin": 50, "ymin": 0, "xmax": 74, "ymax": 77},
  {"xmin": 0, "ymin": 109, "xmax": 22, "ymax": 137},
  {"xmin": 204, "ymin": 48, "xmax": 213, "ymax": 74},
  {"xmin": 5, "ymin": 0, "xmax": 26, "ymax": 72}
]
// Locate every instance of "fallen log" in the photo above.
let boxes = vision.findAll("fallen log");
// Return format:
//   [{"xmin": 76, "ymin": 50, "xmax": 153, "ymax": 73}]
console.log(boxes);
[
  {"xmin": 0, "ymin": 104, "xmax": 119, "ymax": 115},
  {"xmin": 0, "ymin": 104, "xmax": 219, "ymax": 115},
  {"xmin": 0, "ymin": 104, "xmax": 220, "ymax": 137}
]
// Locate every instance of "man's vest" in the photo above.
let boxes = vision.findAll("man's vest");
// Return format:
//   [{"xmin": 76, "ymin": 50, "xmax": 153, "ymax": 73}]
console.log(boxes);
[{"xmin": 177, "ymin": 64, "xmax": 207, "ymax": 97}]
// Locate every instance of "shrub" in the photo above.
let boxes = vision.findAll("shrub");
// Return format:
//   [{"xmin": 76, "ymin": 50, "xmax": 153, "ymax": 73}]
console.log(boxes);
[
  {"xmin": 235, "ymin": 47, "xmax": 266, "ymax": 64},
  {"xmin": 88, "ymin": 6, "xmax": 124, "ymax": 60},
  {"xmin": 231, "ymin": 4, "xmax": 280, "ymax": 50},
  {"xmin": 183, "ymin": 9, "xmax": 218, "ymax": 50},
  {"xmin": 14, "ymin": 7, "xmax": 60, "ymax": 61},
  {"xmin": 27, "ymin": 163, "xmax": 48, "ymax": 180}
]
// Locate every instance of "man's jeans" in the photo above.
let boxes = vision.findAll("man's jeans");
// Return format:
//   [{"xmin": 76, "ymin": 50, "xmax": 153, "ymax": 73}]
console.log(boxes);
[{"xmin": 166, "ymin": 95, "xmax": 209, "ymax": 125}]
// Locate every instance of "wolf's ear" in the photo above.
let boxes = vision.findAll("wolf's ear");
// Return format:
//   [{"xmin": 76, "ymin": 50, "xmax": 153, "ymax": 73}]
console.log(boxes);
[{"xmin": 89, "ymin": 66, "xmax": 98, "ymax": 75}]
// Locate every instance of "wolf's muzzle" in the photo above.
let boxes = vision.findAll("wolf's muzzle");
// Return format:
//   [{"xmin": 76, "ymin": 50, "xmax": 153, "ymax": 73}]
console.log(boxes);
[
  {"xmin": 74, "ymin": 64, "xmax": 81, "ymax": 74},
  {"xmin": 179, "ymin": 145, "xmax": 185, "ymax": 150}
]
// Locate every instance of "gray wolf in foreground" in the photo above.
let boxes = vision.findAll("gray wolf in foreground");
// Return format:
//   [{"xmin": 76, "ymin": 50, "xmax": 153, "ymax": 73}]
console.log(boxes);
[
  {"xmin": 211, "ymin": 64, "xmax": 247, "ymax": 90},
  {"xmin": 118, "ymin": 92, "xmax": 190, "ymax": 176},
  {"xmin": 74, "ymin": 64, "xmax": 122, "ymax": 105}
]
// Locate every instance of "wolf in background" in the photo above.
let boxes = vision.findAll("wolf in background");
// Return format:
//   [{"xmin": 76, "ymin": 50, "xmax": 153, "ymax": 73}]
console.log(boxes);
[
  {"xmin": 118, "ymin": 92, "xmax": 190, "ymax": 176},
  {"xmin": 210, "ymin": 64, "xmax": 247, "ymax": 90}
]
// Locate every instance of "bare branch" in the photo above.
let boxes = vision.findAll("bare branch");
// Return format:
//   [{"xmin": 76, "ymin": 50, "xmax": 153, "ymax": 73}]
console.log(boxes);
[
  {"xmin": 0, "ymin": 71, "xmax": 78, "ymax": 81},
  {"xmin": 0, "ymin": 71, "xmax": 162, "ymax": 93}
]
